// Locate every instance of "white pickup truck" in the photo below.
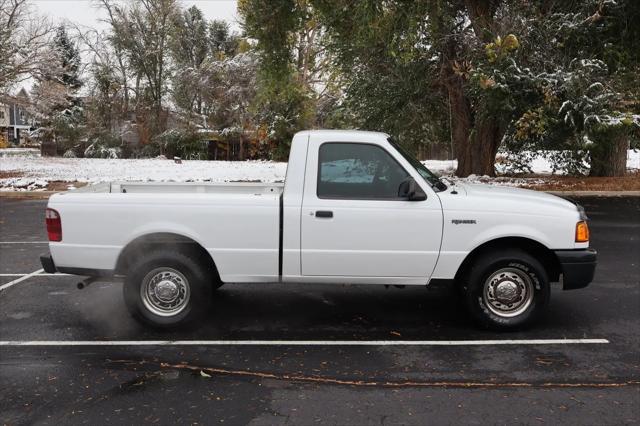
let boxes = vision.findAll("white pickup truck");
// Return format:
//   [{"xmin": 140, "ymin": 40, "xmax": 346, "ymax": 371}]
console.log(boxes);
[{"xmin": 41, "ymin": 130, "xmax": 596, "ymax": 330}]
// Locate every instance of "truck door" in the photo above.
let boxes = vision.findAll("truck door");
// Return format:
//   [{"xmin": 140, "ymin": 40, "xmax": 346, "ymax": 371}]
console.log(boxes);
[{"xmin": 300, "ymin": 137, "xmax": 443, "ymax": 280}]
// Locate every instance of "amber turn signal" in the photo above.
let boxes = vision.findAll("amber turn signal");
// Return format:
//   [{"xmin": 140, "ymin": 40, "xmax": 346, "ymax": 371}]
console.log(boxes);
[{"xmin": 575, "ymin": 221, "xmax": 589, "ymax": 242}]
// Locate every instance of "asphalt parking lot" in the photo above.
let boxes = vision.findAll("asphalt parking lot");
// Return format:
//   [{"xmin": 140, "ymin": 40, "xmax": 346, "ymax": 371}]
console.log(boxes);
[{"xmin": 0, "ymin": 196, "xmax": 638, "ymax": 425}]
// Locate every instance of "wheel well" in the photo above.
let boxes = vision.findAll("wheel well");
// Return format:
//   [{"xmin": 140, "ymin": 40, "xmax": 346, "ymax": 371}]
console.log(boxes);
[
  {"xmin": 454, "ymin": 237, "xmax": 561, "ymax": 284},
  {"xmin": 115, "ymin": 233, "xmax": 220, "ymax": 281}
]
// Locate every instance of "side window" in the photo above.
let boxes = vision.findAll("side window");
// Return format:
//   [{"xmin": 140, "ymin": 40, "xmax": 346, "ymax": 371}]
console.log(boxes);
[{"xmin": 318, "ymin": 143, "xmax": 410, "ymax": 199}]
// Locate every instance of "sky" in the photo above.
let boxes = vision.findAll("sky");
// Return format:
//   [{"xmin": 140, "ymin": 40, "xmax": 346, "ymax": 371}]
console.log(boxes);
[{"xmin": 31, "ymin": 0, "xmax": 240, "ymax": 30}]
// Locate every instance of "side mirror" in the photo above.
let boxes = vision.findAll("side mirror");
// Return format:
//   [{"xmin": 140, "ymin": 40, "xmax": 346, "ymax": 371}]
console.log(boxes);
[{"xmin": 398, "ymin": 177, "xmax": 427, "ymax": 201}]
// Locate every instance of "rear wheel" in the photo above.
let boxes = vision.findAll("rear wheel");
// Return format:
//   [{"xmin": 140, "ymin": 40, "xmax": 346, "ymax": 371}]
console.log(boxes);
[
  {"xmin": 462, "ymin": 249, "xmax": 550, "ymax": 330},
  {"xmin": 123, "ymin": 249, "xmax": 212, "ymax": 328}
]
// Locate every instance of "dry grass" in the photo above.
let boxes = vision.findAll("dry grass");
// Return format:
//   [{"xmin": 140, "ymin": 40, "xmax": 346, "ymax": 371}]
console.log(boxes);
[
  {"xmin": 45, "ymin": 181, "xmax": 88, "ymax": 191},
  {"xmin": 521, "ymin": 171, "xmax": 640, "ymax": 191},
  {"xmin": 0, "ymin": 171, "xmax": 24, "ymax": 179}
]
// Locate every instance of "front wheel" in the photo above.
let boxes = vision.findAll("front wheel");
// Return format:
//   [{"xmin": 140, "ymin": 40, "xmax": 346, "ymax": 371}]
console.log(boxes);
[
  {"xmin": 462, "ymin": 249, "xmax": 550, "ymax": 330},
  {"xmin": 123, "ymin": 249, "xmax": 212, "ymax": 328}
]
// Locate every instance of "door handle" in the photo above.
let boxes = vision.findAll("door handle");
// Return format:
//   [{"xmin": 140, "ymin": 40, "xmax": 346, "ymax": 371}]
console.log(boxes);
[{"xmin": 315, "ymin": 210, "xmax": 333, "ymax": 218}]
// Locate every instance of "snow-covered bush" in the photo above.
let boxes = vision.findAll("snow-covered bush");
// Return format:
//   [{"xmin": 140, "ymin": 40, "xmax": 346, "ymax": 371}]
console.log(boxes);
[
  {"xmin": 62, "ymin": 149, "xmax": 76, "ymax": 158},
  {"xmin": 84, "ymin": 133, "xmax": 122, "ymax": 159},
  {"xmin": 84, "ymin": 143, "xmax": 121, "ymax": 159}
]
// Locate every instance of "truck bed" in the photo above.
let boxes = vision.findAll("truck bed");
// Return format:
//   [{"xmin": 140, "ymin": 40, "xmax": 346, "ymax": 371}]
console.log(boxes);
[{"xmin": 48, "ymin": 181, "xmax": 284, "ymax": 282}]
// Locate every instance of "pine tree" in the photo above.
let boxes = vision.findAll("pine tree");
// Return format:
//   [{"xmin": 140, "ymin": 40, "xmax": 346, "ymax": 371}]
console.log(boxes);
[{"xmin": 31, "ymin": 25, "xmax": 84, "ymax": 153}]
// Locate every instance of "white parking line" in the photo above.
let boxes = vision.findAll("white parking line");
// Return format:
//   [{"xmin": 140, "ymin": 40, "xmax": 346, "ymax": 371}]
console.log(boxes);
[
  {"xmin": 0, "ymin": 241, "xmax": 48, "ymax": 244},
  {"xmin": 0, "ymin": 273, "xmax": 68, "ymax": 277},
  {"xmin": 0, "ymin": 338, "xmax": 609, "ymax": 347},
  {"xmin": 0, "ymin": 269, "xmax": 44, "ymax": 291}
]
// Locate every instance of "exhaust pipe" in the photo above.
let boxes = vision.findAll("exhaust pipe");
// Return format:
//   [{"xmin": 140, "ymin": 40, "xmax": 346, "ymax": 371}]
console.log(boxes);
[{"xmin": 77, "ymin": 277, "xmax": 99, "ymax": 290}]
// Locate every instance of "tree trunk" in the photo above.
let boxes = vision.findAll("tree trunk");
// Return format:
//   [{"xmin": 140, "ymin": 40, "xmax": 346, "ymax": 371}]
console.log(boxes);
[
  {"xmin": 446, "ymin": 81, "xmax": 472, "ymax": 176},
  {"xmin": 468, "ymin": 118, "xmax": 501, "ymax": 176},
  {"xmin": 589, "ymin": 134, "xmax": 628, "ymax": 177},
  {"xmin": 446, "ymin": 76, "xmax": 501, "ymax": 177},
  {"xmin": 441, "ymin": 0, "xmax": 502, "ymax": 178},
  {"xmin": 445, "ymin": 0, "xmax": 502, "ymax": 177}
]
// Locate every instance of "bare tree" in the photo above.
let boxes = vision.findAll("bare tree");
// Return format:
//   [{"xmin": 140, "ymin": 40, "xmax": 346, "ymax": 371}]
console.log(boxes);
[
  {"xmin": 94, "ymin": 0, "xmax": 131, "ymax": 119},
  {"xmin": 0, "ymin": 0, "xmax": 55, "ymax": 93},
  {"xmin": 99, "ymin": 0, "xmax": 178, "ymax": 138},
  {"xmin": 71, "ymin": 21, "xmax": 124, "ymax": 134}
]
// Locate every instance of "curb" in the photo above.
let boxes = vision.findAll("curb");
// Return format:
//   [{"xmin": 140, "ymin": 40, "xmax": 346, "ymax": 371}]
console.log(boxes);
[{"xmin": 0, "ymin": 191, "xmax": 60, "ymax": 199}]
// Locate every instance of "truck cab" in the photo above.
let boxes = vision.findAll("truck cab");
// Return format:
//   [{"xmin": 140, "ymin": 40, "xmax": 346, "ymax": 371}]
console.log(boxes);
[{"xmin": 282, "ymin": 130, "xmax": 444, "ymax": 284}]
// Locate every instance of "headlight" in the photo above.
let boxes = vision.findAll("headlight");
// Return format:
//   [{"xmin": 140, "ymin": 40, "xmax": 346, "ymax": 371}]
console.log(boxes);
[{"xmin": 576, "ymin": 203, "xmax": 588, "ymax": 221}]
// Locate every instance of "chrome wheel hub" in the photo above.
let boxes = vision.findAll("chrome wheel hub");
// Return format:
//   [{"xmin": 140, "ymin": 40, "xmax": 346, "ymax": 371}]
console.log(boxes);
[
  {"xmin": 483, "ymin": 267, "xmax": 534, "ymax": 318},
  {"xmin": 155, "ymin": 280, "xmax": 179, "ymax": 301},
  {"xmin": 495, "ymin": 280, "xmax": 519, "ymax": 303},
  {"xmin": 141, "ymin": 268, "xmax": 190, "ymax": 317}
]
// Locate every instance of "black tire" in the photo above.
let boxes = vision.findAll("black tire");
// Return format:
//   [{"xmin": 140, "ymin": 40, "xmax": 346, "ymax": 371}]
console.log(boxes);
[
  {"xmin": 462, "ymin": 249, "xmax": 550, "ymax": 330},
  {"xmin": 123, "ymin": 249, "xmax": 212, "ymax": 328}
]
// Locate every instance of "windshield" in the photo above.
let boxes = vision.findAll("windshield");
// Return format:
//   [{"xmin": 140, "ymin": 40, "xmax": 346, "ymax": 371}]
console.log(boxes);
[{"xmin": 388, "ymin": 138, "xmax": 447, "ymax": 192}]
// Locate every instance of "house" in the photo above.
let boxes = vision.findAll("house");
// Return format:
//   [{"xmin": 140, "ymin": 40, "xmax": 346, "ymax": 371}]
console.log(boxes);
[
  {"xmin": 0, "ymin": 103, "xmax": 9, "ymax": 146},
  {"xmin": 0, "ymin": 88, "xmax": 35, "ymax": 146}
]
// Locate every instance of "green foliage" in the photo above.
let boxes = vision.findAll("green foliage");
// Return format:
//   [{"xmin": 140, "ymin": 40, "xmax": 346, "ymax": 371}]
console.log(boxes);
[
  {"xmin": 170, "ymin": 6, "xmax": 209, "ymax": 68},
  {"xmin": 54, "ymin": 26, "xmax": 82, "ymax": 90},
  {"xmin": 135, "ymin": 142, "xmax": 162, "ymax": 159},
  {"xmin": 238, "ymin": 0, "xmax": 303, "ymax": 79},
  {"xmin": 209, "ymin": 20, "xmax": 238, "ymax": 56},
  {"xmin": 52, "ymin": 104, "xmax": 85, "ymax": 153},
  {"xmin": 153, "ymin": 129, "xmax": 208, "ymax": 160},
  {"xmin": 485, "ymin": 34, "xmax": 519, "ymax": 63},
  {"xmin": 253, "ymin": 73, "xmax": 315, "ymax": 160},
  {"xmin": 86, "ymin": 63, "xmax": 122, "ymax": 134},
  {"xmin": 470, "ymin": 50, "xmax": 541, "ymax": 130},
  {"xmin": 494, "ymin": 0, "xmax": 640, "ymax": 175},
  {"xmin": 30, "ymin": 0, "xmax": 637, "ymax": 177},
  {"xmin": 304, "ymin": 0, "xmax": 449, "ymax": 154},
  {"xmin": 239, "ymin": 0, "xmax": 331, "ymax": 159}
]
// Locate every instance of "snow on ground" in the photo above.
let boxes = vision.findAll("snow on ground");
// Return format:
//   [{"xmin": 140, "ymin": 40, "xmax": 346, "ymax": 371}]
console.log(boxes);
[
  {"xmin": 0, "ymin": 149, "xmax": 638, "ymax": 191},
  {"xmin": 0, "ymin": 154, "xmax": 288, "ymax": 191},
  {"xmin": 626, "ymin": 149, "xmax": 640, "ymax": 170},
  {"xmin": 0, "ymin": 148, "xmax": 40, "ymax": 157},
  {"xmin": 426, "ymin": 150, "xmax": 640, "ymax": 175}
]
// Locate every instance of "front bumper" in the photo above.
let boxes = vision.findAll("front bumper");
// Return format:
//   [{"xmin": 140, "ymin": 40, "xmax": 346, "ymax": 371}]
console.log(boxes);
[
  {"xmin": 555, "ymin": 249, "xmax": 597, "ymax": 290},
  {"xmin": 40, "ymin": 253, "xmax": 57, "ymax": 273}
]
